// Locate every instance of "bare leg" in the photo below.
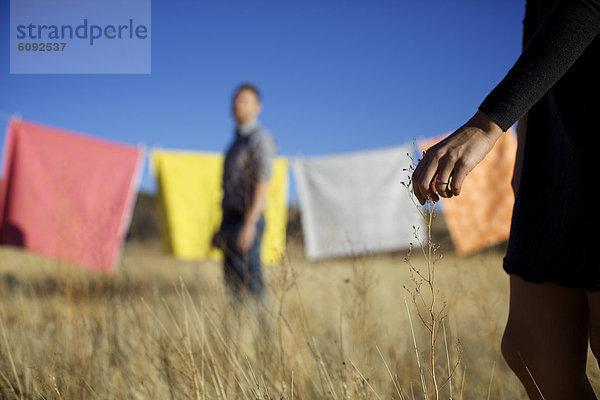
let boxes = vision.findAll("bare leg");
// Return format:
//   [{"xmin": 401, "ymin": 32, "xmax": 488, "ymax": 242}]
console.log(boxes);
[
  {"xmin": 586, "ymin": 291, "xmax": 600, "ymax": 369},
  {"xmin": 501, "ymin": 275, "xmax": 596, "ymax": 399}
]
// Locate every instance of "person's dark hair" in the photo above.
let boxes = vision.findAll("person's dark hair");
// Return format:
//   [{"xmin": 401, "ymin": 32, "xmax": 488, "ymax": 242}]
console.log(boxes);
[{"xmin": 233, "ymin": 83, "xmax": 261, "ymax": 102}]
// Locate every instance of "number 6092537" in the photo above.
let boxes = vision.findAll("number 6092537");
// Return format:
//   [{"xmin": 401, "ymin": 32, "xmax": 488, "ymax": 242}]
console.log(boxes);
[{"xmin": 18, "ymin": 42, "xmax": 67, "ymax": 51}]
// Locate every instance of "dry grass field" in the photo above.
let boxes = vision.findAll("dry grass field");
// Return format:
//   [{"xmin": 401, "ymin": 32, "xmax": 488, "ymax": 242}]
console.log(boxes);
[{"xmin": 1, "ymin": 211, "xmax": 599, "ymax": 399}]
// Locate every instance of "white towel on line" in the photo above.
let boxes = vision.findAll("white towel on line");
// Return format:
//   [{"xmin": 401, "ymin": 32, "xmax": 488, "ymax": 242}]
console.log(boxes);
[{"xmin": 293, "ymin": 144, "xmax": 425, "ymax": 260}]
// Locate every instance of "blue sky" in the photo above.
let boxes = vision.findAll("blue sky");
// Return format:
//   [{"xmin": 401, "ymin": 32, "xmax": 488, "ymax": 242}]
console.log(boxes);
[{"xmin": 0, "ymin": 0, "xmax": 525, "ymax": 199}]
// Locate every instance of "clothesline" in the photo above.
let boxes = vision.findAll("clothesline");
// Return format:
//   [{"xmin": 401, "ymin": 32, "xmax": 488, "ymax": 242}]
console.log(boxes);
[{"xmin": 1, "ymin": 117, "xmax": 517, "ymax": 266}]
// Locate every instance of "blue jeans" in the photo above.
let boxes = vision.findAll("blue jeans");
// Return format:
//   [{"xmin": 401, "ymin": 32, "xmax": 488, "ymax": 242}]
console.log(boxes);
[{"xmin": 219, "ymin": 214, "xmax": 265, "ymax": 301}]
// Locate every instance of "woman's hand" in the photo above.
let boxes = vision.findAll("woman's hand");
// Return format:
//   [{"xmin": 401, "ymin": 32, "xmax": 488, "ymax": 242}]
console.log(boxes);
[{"xmin": 412, "ymin": 111, "xmax": 504, "ymax": 205}]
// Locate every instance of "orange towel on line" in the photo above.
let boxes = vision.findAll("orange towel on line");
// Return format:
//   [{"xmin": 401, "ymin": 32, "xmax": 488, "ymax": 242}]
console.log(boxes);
[
  {"xmin": 419, "ymin": 129, "xmax": 517, "ymax": 255},
  {"xmin": 0, "ymin": 118, "xmax": 144, "ymax": 273}
]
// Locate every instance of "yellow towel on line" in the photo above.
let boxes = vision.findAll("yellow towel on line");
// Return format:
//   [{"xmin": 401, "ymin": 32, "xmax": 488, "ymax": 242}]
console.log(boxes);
[{"xmin": 152, "ymin": 150, "xmax": 289, "ymax": 265}]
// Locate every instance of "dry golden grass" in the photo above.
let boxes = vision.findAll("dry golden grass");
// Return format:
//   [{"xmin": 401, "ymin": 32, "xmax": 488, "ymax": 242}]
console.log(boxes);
[{"xmin": 1, "ymin": 216, "xmax": 599, "ymax": 399}]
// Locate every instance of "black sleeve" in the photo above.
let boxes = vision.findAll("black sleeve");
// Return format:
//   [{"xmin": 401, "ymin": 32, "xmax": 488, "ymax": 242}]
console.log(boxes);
[
  {"xmin": 522, "ymin": 0, "xmax": 538, "ymax": 50},
  {"xmin": 478, "ymin": 0, "xmax": 600, "ymax": 132}
]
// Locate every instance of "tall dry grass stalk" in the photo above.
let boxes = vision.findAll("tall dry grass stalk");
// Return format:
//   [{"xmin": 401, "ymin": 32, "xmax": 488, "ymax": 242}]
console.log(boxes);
[
  {"xmin": 401, "ymin": 150, "xmax": 462, "ymax": 400},
  {"xmin": 403, "ymin": 199, "xmax": 461, "ymax": 400}
]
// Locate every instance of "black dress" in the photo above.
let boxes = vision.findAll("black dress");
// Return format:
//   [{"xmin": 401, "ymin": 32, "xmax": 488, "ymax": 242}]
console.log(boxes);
[{"xmin": 478, "ymin": 0, "xmax": 600, "ymax": 292}]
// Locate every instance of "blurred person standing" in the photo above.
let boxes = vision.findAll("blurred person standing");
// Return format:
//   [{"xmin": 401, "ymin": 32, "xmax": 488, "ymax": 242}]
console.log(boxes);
[
  {"xmin": 412, "ymin": 0, "xmax": 599, "ymax": 398},
  {"xmin": 213, "ymin": 83, "xmax": 276, "ymax": 303}
]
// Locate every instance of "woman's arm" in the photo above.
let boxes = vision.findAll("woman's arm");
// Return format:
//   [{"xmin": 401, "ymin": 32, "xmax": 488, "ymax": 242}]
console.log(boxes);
[
  {"xmin": 412, "ymin": 0, "xmax": 600, "ymax": 204},
  {"xmin": 479, "ymin": 0, "xmax": 600, "ymax": 131}
]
